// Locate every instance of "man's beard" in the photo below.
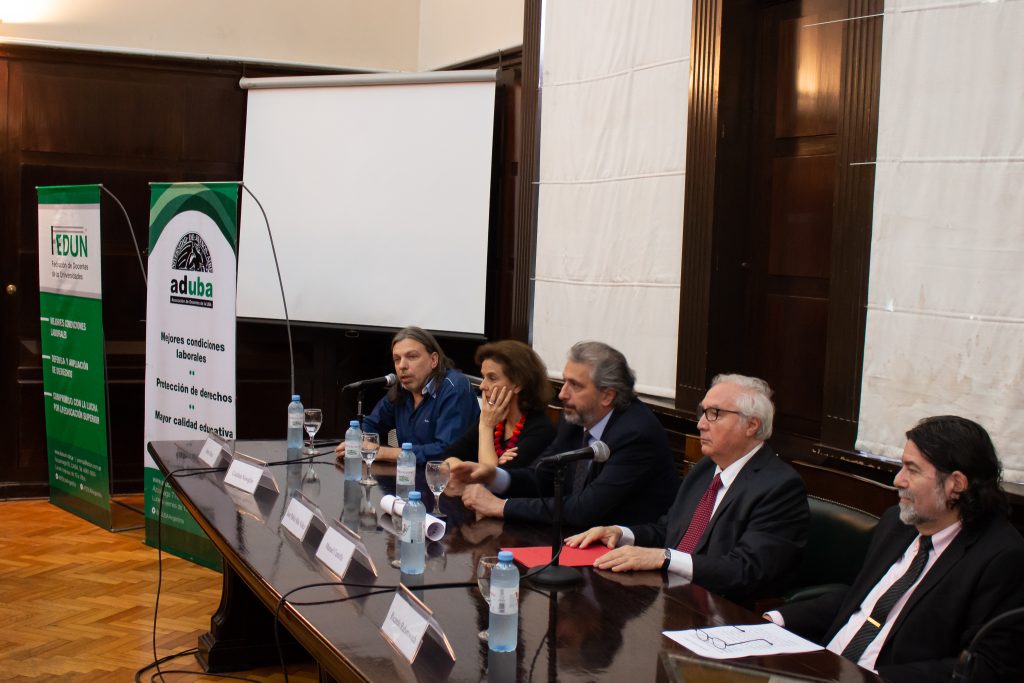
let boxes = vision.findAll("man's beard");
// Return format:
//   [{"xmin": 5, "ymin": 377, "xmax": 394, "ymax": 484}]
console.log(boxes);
[
  {"xmin": 563, "ymin": 407, "xmax": 595, "ymax": 428},
  {"xmin": 898, "ymin": 479, "xmax": 948, "ymax": 526}
]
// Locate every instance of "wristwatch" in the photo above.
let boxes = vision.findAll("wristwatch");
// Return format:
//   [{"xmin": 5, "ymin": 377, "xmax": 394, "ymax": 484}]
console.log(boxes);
[{"xmin": 661, "ymin": 548, "xmax": 672, "ymax": 572}]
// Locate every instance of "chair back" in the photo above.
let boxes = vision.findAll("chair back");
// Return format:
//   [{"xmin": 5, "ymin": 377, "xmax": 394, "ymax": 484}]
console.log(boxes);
[{"xmin": 785, "ymin": 496, "xmax": 878, "ymax": 603}]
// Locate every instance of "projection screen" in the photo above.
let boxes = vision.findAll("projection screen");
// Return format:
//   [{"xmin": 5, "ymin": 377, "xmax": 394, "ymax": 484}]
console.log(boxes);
[{"xmin": 237, "ymin": 71, "xmax": 497, "ymax": 334}]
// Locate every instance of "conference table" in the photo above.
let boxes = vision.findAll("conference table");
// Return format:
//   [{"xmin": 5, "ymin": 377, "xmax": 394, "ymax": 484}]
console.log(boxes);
[{"xmin": 148, "ymin": 439, "xmax": 884, "ymax": 683}]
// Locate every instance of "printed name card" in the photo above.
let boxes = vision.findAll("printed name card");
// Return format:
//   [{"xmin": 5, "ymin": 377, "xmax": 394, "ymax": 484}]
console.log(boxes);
[
  {"xmin": 224, "ymin": 458, "xmax": 264, "ymax": 494},
  {"xmin": 280, "ymin": 491, "xmax": 325, "ymax": 542},
  {"xmin": 198, "ymin": 433, "xmax": 232, "ymax": 467},
  {"xmin": 316, "ymin": 527, "xmax": 357, "ymax": 576},
  {"xmin": 380, "ymin": 585, "xmax": 455, "ymax": 666},
  {"xmin": 223, "ymin": 451, "xmax": 280, "ymax": 495},
  {"xmin": 281, "ymin": 496, "xmax": 316, "ymax": 539},
  {"xmin": 315, "ymin": 522, "xmax": 378, "ymax": 579},
  {"xmin": 382, "ymin": 590, "xmax": 430, "ymax": 661}
]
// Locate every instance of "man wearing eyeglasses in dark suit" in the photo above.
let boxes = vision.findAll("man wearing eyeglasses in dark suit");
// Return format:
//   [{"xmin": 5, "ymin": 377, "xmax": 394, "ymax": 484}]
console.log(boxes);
[{"xmin": 566, "ymin": 374, "xmax": 809, "ymax": 605}]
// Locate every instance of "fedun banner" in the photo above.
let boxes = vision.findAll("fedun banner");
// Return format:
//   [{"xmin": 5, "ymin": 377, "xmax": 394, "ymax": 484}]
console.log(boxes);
[
  {"xmin": 144, "ymin": 182, "xmax": 239, "ymax": 568},
  {"xmin": 37, "ymin": 184, "xmax": 112, "ymax": 528}
]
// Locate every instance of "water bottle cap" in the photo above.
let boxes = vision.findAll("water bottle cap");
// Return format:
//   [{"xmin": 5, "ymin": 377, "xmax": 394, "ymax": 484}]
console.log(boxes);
[
  {"xmin": 291, "ymin": 394, "xmax": 300, "ymax": 401},
  {"xmin": 349, "ymin": 420, "xmax": 360, "ymax": 427},
  {"xmin": 498, "ymin": 550, "xmax": 513, "ymax": 562},
  {"xmin": 402, "ymin": 442, "xmax": 413, "ymax": 450},
  {"xmin": 408, "ymin": 491, "xmax": 421, "ymax": 501}
]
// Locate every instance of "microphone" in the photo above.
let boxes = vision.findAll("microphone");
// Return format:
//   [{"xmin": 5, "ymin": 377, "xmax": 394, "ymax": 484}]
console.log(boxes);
[
  {"xmin": 538, "ymin": 440, "xmax": 610, "ymax": 465},
  {"xmin": 343, "ymin": 373, "xmax": 397, "ymax": 390}
]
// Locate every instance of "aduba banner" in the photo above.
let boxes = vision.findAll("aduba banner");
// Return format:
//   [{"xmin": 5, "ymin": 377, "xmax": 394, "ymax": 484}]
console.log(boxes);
[
  {"xmin": 143, "ymin": 182, "xmax": 239, "ymax": 569},
  {"xmin": 37, "ymin": 184, "xmax": 112, "ymax": 528}
]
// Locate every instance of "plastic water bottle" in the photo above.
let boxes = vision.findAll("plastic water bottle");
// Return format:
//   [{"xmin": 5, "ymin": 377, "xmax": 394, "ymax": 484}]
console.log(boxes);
[
  {"xmin": 344, "ymin": 420, "xmax": 362, "ymax": 481},
  {"xmin": 396, "ymin": 442, "xmax": 416, "ymax": 500},
  {"xmin": 287, "ymin": 394, "xmax": 304, "ymax": 456},
  {"xmin": 342, "ymin": 479, "xmax": 361, "ymax": 529},
  {"xmin": 399, "ymin": 491, "xmax": 425, "ymax": 575},
  {"xmin": 488, "ymin": 550, "xmax": 519, "ymax": 652}
]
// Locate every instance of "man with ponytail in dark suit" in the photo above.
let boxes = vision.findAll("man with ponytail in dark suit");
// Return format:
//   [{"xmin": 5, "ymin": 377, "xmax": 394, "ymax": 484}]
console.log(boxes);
[{"xmin": 770, "ymin": 416, "xmax": 1024, "ymax": 683}]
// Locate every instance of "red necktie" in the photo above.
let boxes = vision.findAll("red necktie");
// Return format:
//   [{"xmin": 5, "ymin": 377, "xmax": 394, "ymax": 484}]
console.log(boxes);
[{"xmin": 675, "ymin": 473, "xmax": 722, "ymax": 554}]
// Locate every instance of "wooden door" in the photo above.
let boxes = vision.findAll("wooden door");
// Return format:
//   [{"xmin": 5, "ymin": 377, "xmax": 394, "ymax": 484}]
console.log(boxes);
[{"xmin": 743, "ymin": 0, "xmax": 845, "ymax": 439}]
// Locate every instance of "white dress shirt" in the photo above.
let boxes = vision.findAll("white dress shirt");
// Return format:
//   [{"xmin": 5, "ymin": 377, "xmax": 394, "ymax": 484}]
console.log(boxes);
[
  {"xmin": 825, "ymin": 520, "xmax": 962, "ymax": 672},
  {"xmin": 617, "ymin": 443, "xmax": 762, "ymax": 578}
]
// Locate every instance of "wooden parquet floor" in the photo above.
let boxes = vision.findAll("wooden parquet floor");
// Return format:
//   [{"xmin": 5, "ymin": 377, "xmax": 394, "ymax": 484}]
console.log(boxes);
[{"xmin": 0, "ymin": 498, "xmax": 316, "ymax": 682}]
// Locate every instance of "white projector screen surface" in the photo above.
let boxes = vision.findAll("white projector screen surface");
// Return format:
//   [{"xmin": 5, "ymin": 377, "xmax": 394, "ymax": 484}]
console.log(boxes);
[{"xmin": 238, "ymin": 74, "xmax": 496, "ymax": 334}]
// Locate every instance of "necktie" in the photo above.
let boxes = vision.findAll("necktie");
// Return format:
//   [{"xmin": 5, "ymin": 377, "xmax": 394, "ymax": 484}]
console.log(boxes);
[
  {"xmin": 840, "ymin": 535, "xmax": 934, "ymax": 664},
  {"xmin": 572, "ymin": 430, "xmax": 591, "ymax": 493},
  {"xmin": 675, "ymin": 473, "xmax": 723, "ymax": 553}
]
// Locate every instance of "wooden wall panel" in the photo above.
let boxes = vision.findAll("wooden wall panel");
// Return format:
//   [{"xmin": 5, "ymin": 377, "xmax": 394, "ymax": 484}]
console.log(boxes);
[
  {"xmin": 768, "ymin": 154, "xmax": 835, "ymax": 278},
  {"xmin": 676, "ymin": 0, "xmax": 726, "ymax": 410},
  {"xmin": 20, "ymin": 72, "xmax": 178, "ymax": 157},
  {"xmin": 774, "ymin": 14, "xmax": 841, "ymax": 139},
  {"xmin": 181, "ymin": 85, "xmax": 247, "ymax": 162},
  {"xmin": 509, "ymin": 0, "xmax": 541, "ymax": 342},
  {"xmin": 759, "ymin": 293, "xmax": 829, "ymax": 437}
]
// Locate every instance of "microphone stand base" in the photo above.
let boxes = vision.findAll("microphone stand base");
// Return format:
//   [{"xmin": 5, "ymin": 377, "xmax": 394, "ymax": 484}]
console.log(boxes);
[{"xmin": 526, "ymin": 565, "xmax": 583, "ymax": 587}]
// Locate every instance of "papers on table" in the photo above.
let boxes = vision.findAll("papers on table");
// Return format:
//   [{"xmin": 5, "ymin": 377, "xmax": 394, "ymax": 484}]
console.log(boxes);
[
  {"xmin": 663, "ymin": 623, "xmax": 822, "ymax": 659},
  {"xmin": 378, "ymin": 494, "xmax": 447, "ymax": 541}
]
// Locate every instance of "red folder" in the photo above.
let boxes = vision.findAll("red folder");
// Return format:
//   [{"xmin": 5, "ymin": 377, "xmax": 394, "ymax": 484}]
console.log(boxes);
[{"xmin": 503, "ymin": 544, "xmax": 610, "ymax": 568}]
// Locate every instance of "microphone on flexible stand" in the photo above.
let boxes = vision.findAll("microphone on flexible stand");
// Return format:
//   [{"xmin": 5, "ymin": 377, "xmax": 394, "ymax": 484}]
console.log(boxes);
[
  {"xmin": 528, "ymin": 440, "xmax": 610, "ymax": 588},
  {"xmin": 241, "ymin": 184, "xmax": 296, "ymax": 398},
  {"xmin": 342, "ymin": 373, "xmax": 397, "ymax": 421},
  {"xmin": 537, "ymin": 441, "xmax": 611, "ymax": 466},
  {"xmin": 343, "ymin": 373, "xmax": 398, "ymax": 391}
]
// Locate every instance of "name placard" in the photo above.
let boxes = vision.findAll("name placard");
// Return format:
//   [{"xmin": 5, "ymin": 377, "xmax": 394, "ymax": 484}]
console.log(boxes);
[
  {"xmin": 382, "ymin": 589, "xmax": 431, "ymax": 662},
  {"xmin": 379, "ymin": 585, "xmax": 455, "ymax": 666},
  {"xmin": 316, "ymin": 527, "xmax": 357, "ymax": 576},
  {"xmin": 223, "ymin": 451, "xmax": 280, "ymax": 495},
  {"xmin": 224, "ymin": 458, "xmax": 263, "ymax": 494},
  {"xmin": 315, "ymin": 522, "xmax": 378, "ymax": 579},
  {"xmin": 282, "ymin": 496, "xmax": 316, "ymax": 540},
  {"xmin": 198, "ymin": 432, "xmax": 232, "ymax": 467}
]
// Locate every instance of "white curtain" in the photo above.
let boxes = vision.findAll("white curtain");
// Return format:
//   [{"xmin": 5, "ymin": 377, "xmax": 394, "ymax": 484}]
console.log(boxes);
[
  {"xmin": 531, "ymin": 0, "xmax": 691, "ymax": 397},
  {"xmin": 856, "ymin": 0, "xmax": 1024, "ymax": 481}
]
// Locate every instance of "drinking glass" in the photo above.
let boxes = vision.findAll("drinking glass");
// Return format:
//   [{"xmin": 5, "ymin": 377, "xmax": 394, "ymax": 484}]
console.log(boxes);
[
  {"xmin": 361, "ymin": 432, "xmax": 380, "ymax": 486},
  {"xmin": 424, "ymin": 460, "xmax": 450, "ymax": 515},
  {"xmin": 477, "ymin": 555, "xmax": 498, "ymax": 641},
  {"xmin": 302, "ymin": 409, "xmax": 323, "ymax": 482},
  {"xmin": 303, "ymin": 409, "xmax": 322, "ymax": 455}
]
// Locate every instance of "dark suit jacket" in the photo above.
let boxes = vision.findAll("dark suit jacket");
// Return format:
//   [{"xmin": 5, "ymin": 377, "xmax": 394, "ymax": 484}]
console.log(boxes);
[
  {"xmin": 779, "ymin": 506, "xmax": 1024, "ymax": 683},
  {"xmin": 631, "ymin": 444, "xmax": 808, "ymax": 603},
  {"xmin": 502, "ymin": 398, "xmax": 678, "ymax": 528}
]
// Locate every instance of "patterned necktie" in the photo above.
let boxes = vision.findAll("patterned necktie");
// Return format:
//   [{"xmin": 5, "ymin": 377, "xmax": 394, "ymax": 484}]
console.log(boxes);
[
  {"xmin": 840, "ymin": 535, "xmax": 934, "ymax": 664},
  {"xmin": 572, "ymin": 430, "xmax": 591, "ymax": 493},
  {"xmin": 675, "ymin": 473, "xmax": 723, "ymax": 553}
]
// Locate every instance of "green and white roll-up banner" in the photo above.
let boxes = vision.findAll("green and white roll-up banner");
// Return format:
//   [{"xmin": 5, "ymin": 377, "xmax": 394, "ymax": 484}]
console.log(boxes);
[
  {"xmin": 37, "ymin": 184, "xmax": 113, "ymax": 529},
  {"xmin": 143, "ymin": 182, "xmax": 239, "ymax": 569}
]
